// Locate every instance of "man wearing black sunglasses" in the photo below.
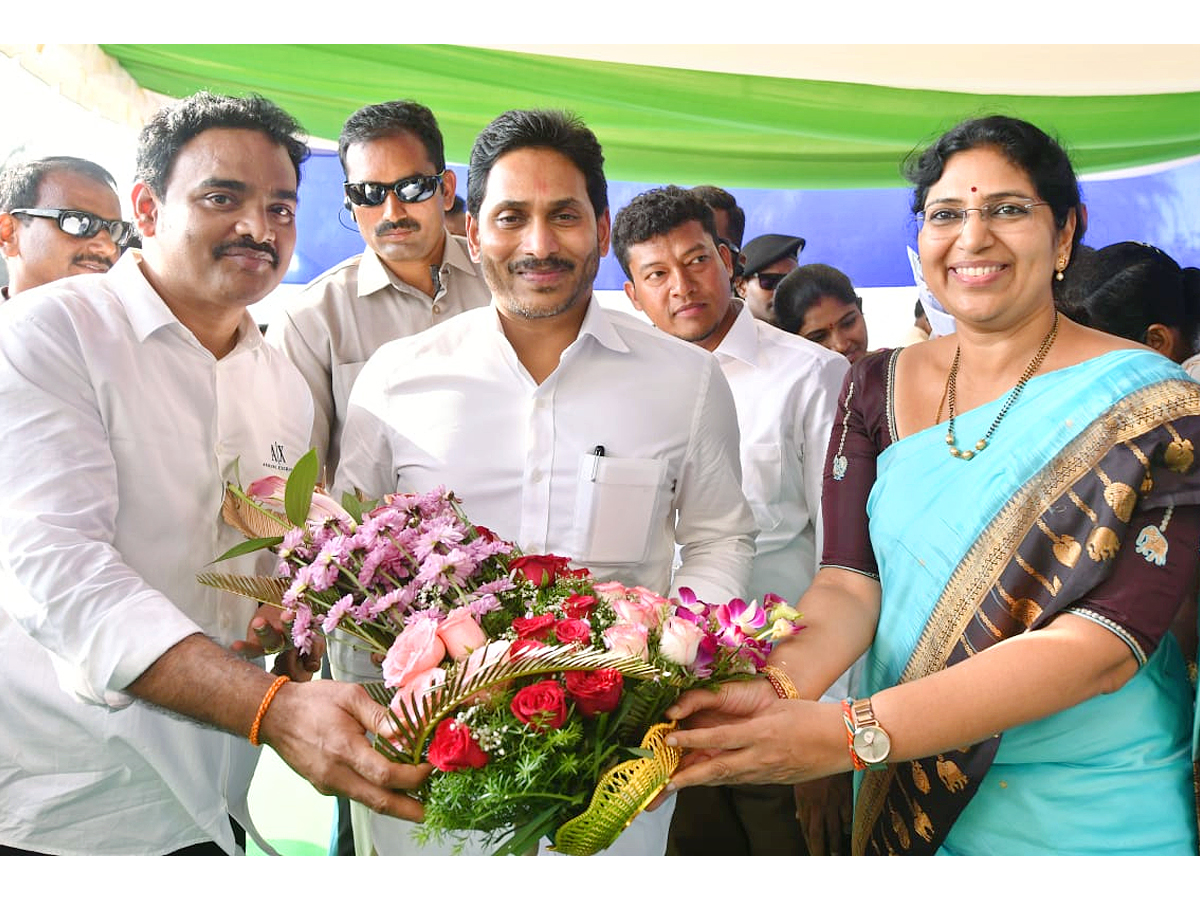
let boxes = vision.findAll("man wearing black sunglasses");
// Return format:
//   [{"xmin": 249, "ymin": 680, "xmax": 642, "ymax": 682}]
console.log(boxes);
[
  {"xmin": 0, "ymin": 156, "xmax": 128, "ymax": 299},
  {"xmin": 267, "ymin": 100, "xmax": 489, "ymax": 483},
  {"xmin": 735, "ymin": 232, "xmax": 805, "ymax": 326}
]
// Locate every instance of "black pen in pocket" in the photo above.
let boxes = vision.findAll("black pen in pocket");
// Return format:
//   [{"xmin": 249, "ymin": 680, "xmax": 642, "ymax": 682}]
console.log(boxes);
[{"xmin": 588, "ymin": 444, "xmax": 605, "ymax": 481}]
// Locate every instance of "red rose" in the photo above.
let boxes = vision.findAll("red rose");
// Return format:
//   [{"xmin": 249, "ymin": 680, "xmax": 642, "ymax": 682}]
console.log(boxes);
[
  {"xmin": 473, "ymin": 524, "xmax": 499, "ymax": 542},
  {"xmin": 554, "ymin": 618, "xmax": 592, "ymax": 645},
  {"xmin": 510, "ymin": 679, "xmax": 569, "ymax": 732},
  {"xmin": 565, "ymin": 669, "xmax": 624, "ymax": 717},
  {"xmin": 427, "ymin": 718, "xmax": 489, "ymax": 772},
  {"xmin": 508, "ymin": 554, "xmax": 572, "ymax": 588},
  {"xmin": 513, "ymin": 613, "xmax": 556, "ymax": 640},
  {"xmin": 562, "ymin": 592, "xmax": 598, "ymax": 620}
]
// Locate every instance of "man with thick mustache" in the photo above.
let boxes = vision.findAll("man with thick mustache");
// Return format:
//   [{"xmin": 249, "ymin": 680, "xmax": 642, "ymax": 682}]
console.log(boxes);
[
  {"xmin": 0, "ymin": 92, "xmax": 428, "ymax": 856},
  {"xmin": 334, "ymin": 109, "xmax": 757, "ymax": 856},
  {"xmin": 0, "ymin": 156, "xmax": 129, "ymax": 299},
  {"xmin": 268, "ymin": 100, "xmax": 489, "ymax": 483}
]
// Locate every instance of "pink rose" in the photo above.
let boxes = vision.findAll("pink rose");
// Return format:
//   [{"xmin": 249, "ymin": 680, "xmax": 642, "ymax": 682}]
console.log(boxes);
[
  {"xmin": 507, "ymin": 638, "xmax": 547, "ymax": 661},
  {"xmin": 510, "ymin": 680, "xmax": 569, "ymax": 732},
  {"xmin": 603, "ymin": 623, "xmax": 649, "ymax": 660},
  {"xmin": 659, "ymin": 615, "xmax": 706, "ymax": 667},
  {"xmin": 554, "ymin": 618, "xmax": 592, "ymax": 646},
  {"xmin": 592, "ymin": 581, "xmax": 628, "ymax": 604},
  {"xmin": 390, "ymin": 666, "xmax": 446, "ymax": 722},
  {"xmin": 612, "ymin": 596, "xmax": 664, "ymax": 630},
  {"xmin": 382, "ymin": 618, "xmax": 447, "ymax": 689},
  {"xmin": 437, "ymin": 607, "xmax": 488, "ymax": 660}
]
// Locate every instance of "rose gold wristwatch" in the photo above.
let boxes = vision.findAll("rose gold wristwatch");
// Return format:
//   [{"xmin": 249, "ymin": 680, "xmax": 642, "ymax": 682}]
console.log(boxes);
[{"xmin": 848, "ymin": 697, "xmax": 892, "ymax": 770}]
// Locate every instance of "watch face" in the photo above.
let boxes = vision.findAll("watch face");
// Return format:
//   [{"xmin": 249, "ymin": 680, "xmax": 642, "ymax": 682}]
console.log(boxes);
[{"xmin": 853, "ymin": 725, "xmax": 891, "ymax": 765}]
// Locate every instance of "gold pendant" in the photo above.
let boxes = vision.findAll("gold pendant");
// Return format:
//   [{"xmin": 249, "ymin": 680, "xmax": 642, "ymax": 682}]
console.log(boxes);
[
  {"xmin": 1051, "ymin": 534, "xmax": 1081, "ymax": 567},
  {"xmin": 1135, "ymin": 524, "xmax": 1168, "ymax": 566},
  {"xmin": 1165, "ymin": 437, "xmax": 1194, "ymax": 473},
  {"xmin": 1102, "ymin": 482, "xmax": 1136, "ymax": 523},
  {"xmin": 1085, "ymin": 526, "xmax": 1120, "ymax": 562}
]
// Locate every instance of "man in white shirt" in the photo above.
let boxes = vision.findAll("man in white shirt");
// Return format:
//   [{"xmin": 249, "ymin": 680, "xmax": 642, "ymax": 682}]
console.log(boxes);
[
  {"xmin": 267, "ymin": 100, "xmax": 490, "ymax": 482},
  {"xmin": 612, "ymin": 184, "xmax": 855, "ymax": 856},
  {"xmin": 334, "ymin": 109, "xmax": 757, "ymax": 856},
  {"xmin": 0, "ymin": 156, "xmax": 130, "ymax": 300},
  {"xmin": 0, "ymin": 92, "xmax": 427, "ymax": 856}
]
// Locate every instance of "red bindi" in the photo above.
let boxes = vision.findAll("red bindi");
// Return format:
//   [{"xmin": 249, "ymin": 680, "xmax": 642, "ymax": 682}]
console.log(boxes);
[{"xmin": 970, "ymin": 186, "xmax": 977, "ymax": 193}]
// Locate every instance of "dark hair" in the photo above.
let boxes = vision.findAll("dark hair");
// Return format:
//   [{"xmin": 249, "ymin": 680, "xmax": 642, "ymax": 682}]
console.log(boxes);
[
  {"xmin": 611, "ymin": 185, "xmax": 719, "ymax": 280},
  {"xmin": 904, "ymin": 115, "xmax": 1086, "ymax": 253},
  {"xmin": 774, "ymin": 263, "xmax": 861, "ymax": 334},
  {"xmin": 1056, "ymin": 241, "xmax": 1200, "ymax": 355},
  {"xmin": 337, "ymin": 100, "xmax": 446, "ymax": 176},
  {"xmin": 0, "ymin": 156, "xmax": 118, "ymax": 213},
  {"xmin": 914, "ymin": 298, "xmax": 926, "ymax": 320},
  {"xmin": 136, "ymin": 92, "xmax": 309, "ymax": 198},
  {"xmin": 450, "ymin": 194, "xmax": 465, "ymax": 214},
  {"xmin": 690, "ymin": 184, "xmax": 745, "ymax": 248},
  {"xmin": 467, "ymin": 109, "xmax": 607, "ymax": 220}
]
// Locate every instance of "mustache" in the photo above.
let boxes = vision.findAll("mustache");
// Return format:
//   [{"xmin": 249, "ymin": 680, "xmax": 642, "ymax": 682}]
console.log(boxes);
[
  {"xmin": 375, "ymin": 218, "xmax": 421, "ymax": 237},
  {"xmin": 213, "ymin": 237, "xmax": 279, "ymax": 268},
  {"xmin": 71, "ymin": 253, "xmax": 115, "ymax": 270},
  {"xmin": 509, "ymin": 256, "xmax": 575, "ymax": 275}
]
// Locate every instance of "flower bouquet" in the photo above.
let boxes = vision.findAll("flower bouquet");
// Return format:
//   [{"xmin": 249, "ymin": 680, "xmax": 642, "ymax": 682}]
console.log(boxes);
[{"xmin": 200, "ymin": 450, "xmax": 802, "ymax": 855}]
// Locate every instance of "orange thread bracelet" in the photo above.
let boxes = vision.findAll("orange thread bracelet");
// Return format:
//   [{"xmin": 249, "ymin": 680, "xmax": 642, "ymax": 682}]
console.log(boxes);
[
  {"xmin": 249, "ymin": 675, "xmax": 290, "ymax": 746},
  {"xmin": 841, "ymin": 698, "xmax": 867, "ymax": 770}
]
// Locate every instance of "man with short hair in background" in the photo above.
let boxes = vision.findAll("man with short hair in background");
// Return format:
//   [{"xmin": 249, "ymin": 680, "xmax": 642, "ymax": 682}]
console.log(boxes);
[
  {"xmin": 335, "ymin": 109, "xmax": 757, "ymax": 856},
  {"xmin": 690, "ymin": 184, "xmax": 745, "ymax": 273},
  {"xmin": 267, "ymin": 99, "xmax": 489, "ymax": 483},
  {"xmin": 0, "ymin": 155, "xmax": 130, "ymax": 299},
  {"xmin": 0, "ymin": 92, "xmax": 428, "ymax": 856},
  {"xmin": 613, "ymin": 184, "xmax": 859, "ymax": 857}
]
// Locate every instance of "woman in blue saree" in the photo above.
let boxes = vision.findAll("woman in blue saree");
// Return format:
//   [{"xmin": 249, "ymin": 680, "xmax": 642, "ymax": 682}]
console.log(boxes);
[{"xmin": 662, "ymin": 116, "xmax": 1200, "ymax": 855}]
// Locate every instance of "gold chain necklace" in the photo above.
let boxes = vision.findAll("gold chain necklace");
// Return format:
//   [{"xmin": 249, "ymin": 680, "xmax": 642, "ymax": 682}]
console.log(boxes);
[{"xmin": 945, "ymin": 311, "xmax": 1059, "ymax": 460}]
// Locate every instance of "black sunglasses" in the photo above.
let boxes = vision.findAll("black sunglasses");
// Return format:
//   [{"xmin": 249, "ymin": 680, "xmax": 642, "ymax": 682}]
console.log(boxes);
[
  {"xmin": 11, "ymin": 207, "xmax": 133, "ymax": 246},
  {"xmin": 754, "ymin": 272, "xmax": 787, "ymax": 291},
  {"xmin": 343, "ymin": 173, "xmax": 445, "ymax": 208}
]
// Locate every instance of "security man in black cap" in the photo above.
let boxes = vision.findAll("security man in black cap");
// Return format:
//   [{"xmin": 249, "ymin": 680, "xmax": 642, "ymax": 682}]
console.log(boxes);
[{"xmin": 736, "ymin": 232, "xmax": 805, "ymax": 326}]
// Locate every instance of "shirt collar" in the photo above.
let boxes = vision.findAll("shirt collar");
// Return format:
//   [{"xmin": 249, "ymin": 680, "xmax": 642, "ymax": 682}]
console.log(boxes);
[
  {"xmin": 484, "ymin": 295, "xmax": 632, "ymax": 355},
  {"xmin": 357, "ymin": 229, "xmax": 472, "ymax": 298},
  {"xmin": 114, "ymin": 250, "xmax": 263, "ymax": 352},
  {"xmin": 713, "ymin": 300, "xmax": 759, "ymax": 367}
]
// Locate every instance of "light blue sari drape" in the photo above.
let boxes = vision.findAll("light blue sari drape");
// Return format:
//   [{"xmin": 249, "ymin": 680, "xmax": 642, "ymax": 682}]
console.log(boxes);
[{"xmin": 863, "ymin": 349, "xmax": 1196, "ymax": 855}]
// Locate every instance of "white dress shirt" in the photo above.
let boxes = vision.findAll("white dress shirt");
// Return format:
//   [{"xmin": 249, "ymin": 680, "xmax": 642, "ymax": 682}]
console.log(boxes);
[
  {"xmin": 334, "ymin": 297, "xmax": 757, "ymax": 856},
  {"xmin": 713, "ymin": 304, "xmax": 861, "ymax": 702},
  {"xmin": 0, "ymin": 252, "xmax": 314, "ymax": 855},
  {"xmin": 266, "ymin": 235, "xmax": 490, "ymax": 480}
]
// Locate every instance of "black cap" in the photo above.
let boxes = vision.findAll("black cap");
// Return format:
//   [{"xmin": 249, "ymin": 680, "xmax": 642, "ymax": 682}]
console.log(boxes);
[{"xmin": 739, "ymin": 233, "xmax": 805, "ymax": 276}]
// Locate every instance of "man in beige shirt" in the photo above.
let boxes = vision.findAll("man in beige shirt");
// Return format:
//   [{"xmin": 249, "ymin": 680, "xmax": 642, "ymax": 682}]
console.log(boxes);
[{"xmin": 267, "ymin": 100, "xmax": 490, "ymax": 481}]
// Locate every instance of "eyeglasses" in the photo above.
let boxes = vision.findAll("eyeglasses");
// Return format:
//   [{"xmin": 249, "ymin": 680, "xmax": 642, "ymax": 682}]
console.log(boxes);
[
  {"xmin": 754, "ymin": 272, "xmax": 787, "ymax": 291},
  {"xmin": 917, "ymin": 199, "xmax": 1050, "ymax": 240},
  {"xmin": 11, "ymin": 207, "xmax": 133, "ymax": 246},
  {"xmin": 343, "ymin": 173, "xmax": 445, "ymax": 207}
]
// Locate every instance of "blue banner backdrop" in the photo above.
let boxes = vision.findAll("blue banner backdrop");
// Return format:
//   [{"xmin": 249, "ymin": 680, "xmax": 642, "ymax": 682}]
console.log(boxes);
[{"xmin": 288, "ymin": 150, "xmax": 1200, "ymax": 291}]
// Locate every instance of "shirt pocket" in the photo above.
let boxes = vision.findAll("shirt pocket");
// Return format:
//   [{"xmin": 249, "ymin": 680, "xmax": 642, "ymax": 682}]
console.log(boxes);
[
  {"xmin": 741, "ymin": 442, "xmax": 785, "ymax": 532},
  {"xmin": 571, "ymin": 453, "xmax": 669, "ymax": 564}
]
